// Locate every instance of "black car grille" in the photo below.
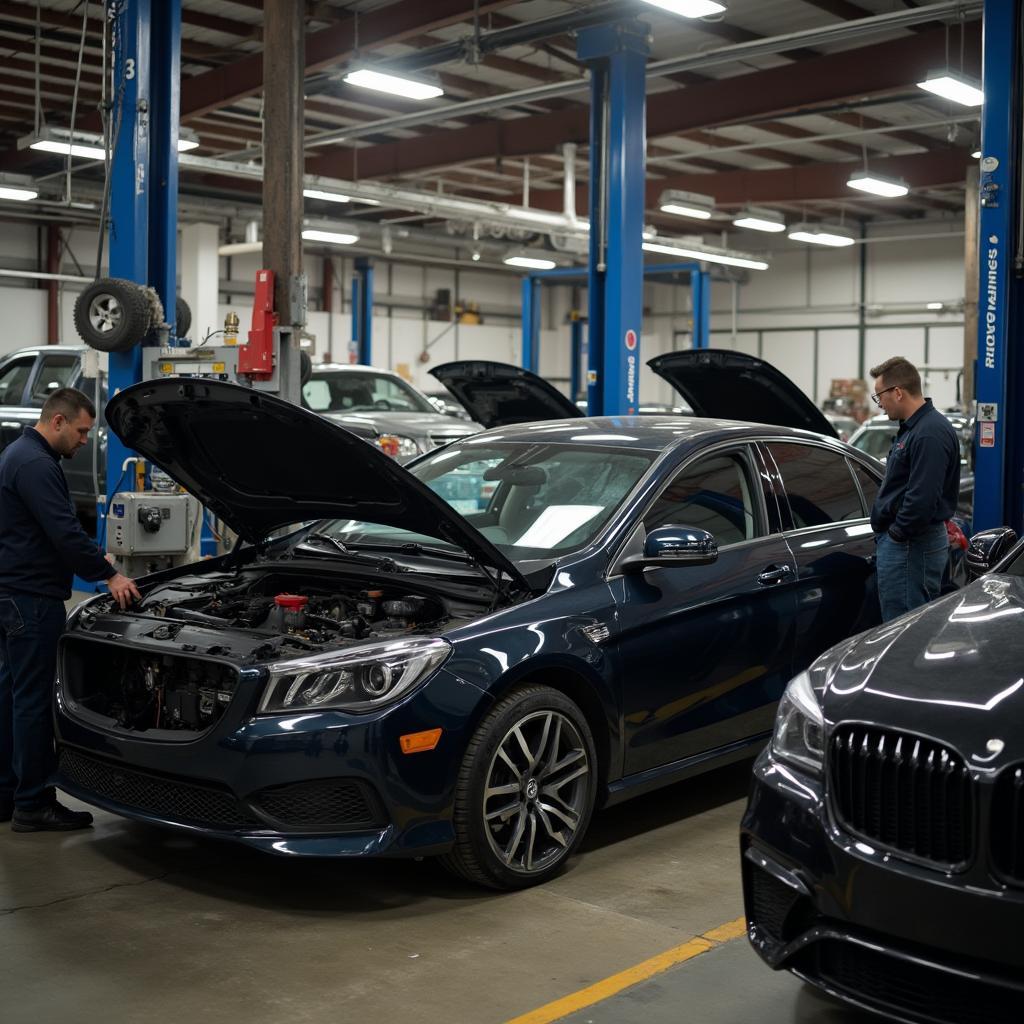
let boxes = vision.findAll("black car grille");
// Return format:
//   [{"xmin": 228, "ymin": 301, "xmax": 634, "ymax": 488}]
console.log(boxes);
[
  {"xmin": 991, "ymin": 764, "xmax": 1024, "ymax": 884},
  {"xmin": 797, "ymin": 939, "xmax": 1022, "ymax": 1024},
  {"xmin": 59, "ymin": 748, "xmax": 261, "ymax": 828},
  {"xmin": 248, "ymin": 779, "xmax": 383, "ymax": 830},
  {"xmin": 748, "ymin": 866, "xmax": 800, "ymax": 943},
  {"xmin": 829, "ymin": 725, "xmax": 972, "ymax": 868}
]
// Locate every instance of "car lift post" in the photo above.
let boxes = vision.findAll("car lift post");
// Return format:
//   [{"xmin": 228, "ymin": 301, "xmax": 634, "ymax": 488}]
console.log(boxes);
[
  {"xmin": 974, "ymin": 0, "xmax": 1024, "ymax": 531},
  {"xmin": 350, "ymin": 257, "xmax": 374, "ymax": 364},
  {"xmin": 577, "ymin": 20, "xmax": 650, "ymax": 417}
]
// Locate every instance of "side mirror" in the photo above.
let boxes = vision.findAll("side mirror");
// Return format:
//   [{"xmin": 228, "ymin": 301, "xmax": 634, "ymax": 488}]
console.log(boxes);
[
  {"xmin": 966, "ymin": 527, "xmax": 1018, "ymax": 580},
  {"xmin": 622, "ymin": 525, "xmax": 718, "ymax": 574}
]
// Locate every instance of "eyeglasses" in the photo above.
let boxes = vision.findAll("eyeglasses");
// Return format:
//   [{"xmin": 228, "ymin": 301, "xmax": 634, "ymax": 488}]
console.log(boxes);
[{"xmin": 871, "ymin": 385, "xmax": 899, "ymax": 405}]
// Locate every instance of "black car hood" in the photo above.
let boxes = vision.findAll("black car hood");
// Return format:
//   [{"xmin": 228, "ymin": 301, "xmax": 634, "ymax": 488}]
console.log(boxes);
[
  {"xmin": 647, "ymin": 350, "xmax": 838, "ymax": 438},
  {"xmin": 430, "ymin": 360, "xmax": 582, "ymax": 429},
  {"xmin": 105, "ymin": 379, "xmax": 529, "ymax": 589},
  {"xmin": 812, "ymin": 576, "xmax": 1024, "ymax": 759}
]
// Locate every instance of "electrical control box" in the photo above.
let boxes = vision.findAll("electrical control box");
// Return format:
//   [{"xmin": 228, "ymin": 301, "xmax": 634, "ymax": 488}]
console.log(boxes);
[{"xmin": 106, "ymin": 492, "xmax": 198, "ymax": 556}]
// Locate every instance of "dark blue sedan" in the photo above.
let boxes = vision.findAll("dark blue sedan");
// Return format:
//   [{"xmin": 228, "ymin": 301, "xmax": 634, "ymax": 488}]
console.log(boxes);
[{"xmin": 56, "ymin": 365, "xmax": 883, "ymax": 889}]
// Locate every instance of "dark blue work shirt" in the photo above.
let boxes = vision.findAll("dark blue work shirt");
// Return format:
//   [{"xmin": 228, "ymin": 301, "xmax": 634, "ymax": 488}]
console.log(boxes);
[
  {"xmin": 0, "ymin": 428, "xmax": 114, "ymax": 600},
  {"xmin": 870, "ymin": 399, "xmax": 961, "ymax": 541}
]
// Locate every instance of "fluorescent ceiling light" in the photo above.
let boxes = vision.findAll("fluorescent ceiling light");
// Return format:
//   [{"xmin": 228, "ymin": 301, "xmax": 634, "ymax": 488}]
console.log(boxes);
[
  {"xmin": 301, "ymin": 229, "xmax": 359, "ymax": 246},
  {"xmin": 351, "ymin": 197, "xmax": 381, "ymax": 206},
  {"xmin": 972, "ymin": 149, "xmax": 982, "ymax": 159},
  {"xmin": 787, "ymin": 223, "xmax": 856, "ymax": 248},
  {"xmin": 304, "ymin": 188, "xmax": 352, "ymax": 203},
  {"xmin": 637, "ymin": 0, "xmax": 727, "ymax": 17},
  {"xmin": 926, "ymin": 301, "xmax": 944, "ymax": 310},
  {"xmin": 343, "ymin": 68, "xmax": 443, "ymax": 101},
  {"xmin": 504, "ymin": 255, "xmax": 558, "ymax": 270},
  {"xmin": 642, "ymin": 241, "xmax": 768, "ymax": 271},
  {"xmin": 732, "ymin": 207, "xmax": 786, "ymax": 233},
  {"xmin": 177, "ymin": 129, "xmax": 200, "ymax": 152},
  {"xmin": 847, "ymin": 171, "xmax": 909, "ymax": 198},
  {"xmin": 659, "ymin": 189, "xmax": 715, "ymax": 220},
  {"xmin": 29, "ymin": 139, "xmax": 106, "ymax": 160},
  {"xmin": 0, "ymin": 185, "xmax": 38, "ymax": 202},
  {"xmin": 917, "ymin": 72, "xmax": 984, "ymax": 107}
]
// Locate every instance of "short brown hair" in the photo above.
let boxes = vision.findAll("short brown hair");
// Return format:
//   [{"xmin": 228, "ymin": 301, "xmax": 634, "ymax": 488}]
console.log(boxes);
[
  {"xmin": 869, "ymin": 356, "xmax": 921, "ymax": 396},
  {"xmin": 40, "ymin": 387, "xmax": 96, "ymax": 422}
]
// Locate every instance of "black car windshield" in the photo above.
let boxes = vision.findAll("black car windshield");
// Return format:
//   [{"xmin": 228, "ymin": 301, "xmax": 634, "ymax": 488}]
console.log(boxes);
[
  {"xmin": 316, "ymin": 442, "xmax": 655, "ymax": 563},
  {"xmin": 302, "ymin": 370, "xmax": 436, "ymax": 415}
]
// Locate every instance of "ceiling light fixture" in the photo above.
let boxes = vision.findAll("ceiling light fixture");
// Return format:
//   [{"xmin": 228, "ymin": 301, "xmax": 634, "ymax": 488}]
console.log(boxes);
[
  {"xmin": 177, "ymin": 128, "xmax": 200, "ymax": 153},
  {"xmin": 846, "ymin": 170, "xmax": 909, "ymax": 198},
  {"xmin": 972, "ymin": 149, "xmax": 982, "ymax": 159},
  {"xmin": 926, "ymin": 301, "xmax": 944, "ymax": 310},
  {"xmin": 659, "ymin": 189, "xmax": 715, "ymax": 220},
  {"xmin": 637, "ymin": 0, "xmax": 727, "ymax": 17},
  {"xmin": 916, "ymin": 71, "xmax": 984, "ymax": 107},
  {"xmin": 301, "ymin": 229, "xmax": 359, "ymax": 246},
  {"xmin": 0, "ymin": 174, "xmax": 38, "ymax": 202},
  {"xmin": 304, "ymin": 188, "xmax": 352, "ymax": 203},
  {"xmin": 732, "ymin": 207, "xmax": 786, "ymax": 233},
  {"xmin": 504, "ymin": 254, "xmax": 558, "ymax": 270},
  {"xmin": 787, "ymin": 223, "xmax": 856, "ymax": 248},
  {"xmin": 19, "ymin": 127, "xmax": 105, "ymax": 161},
  {"xmin": 343, "ymin": 68, "xmax": 444, "ymax": 101},
  {"xmin": 642, "ymin": 241, "xmax": 768, "ymax": 271}
]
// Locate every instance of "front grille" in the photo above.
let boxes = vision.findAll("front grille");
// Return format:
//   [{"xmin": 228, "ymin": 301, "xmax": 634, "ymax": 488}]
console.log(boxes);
[
  {"xmin": 248, "ymin": 779, "xmax": 383, "ymax": 830},
  {"xmin": 748, "ymin": 865, "xmax": 801, "ymax": 943},
  {"xmin": 991, "ymin": 764, "xmax": 1024, "ymax": 884},
  {"xmin": 797, "ymin": 939, "xmax": 1022, "ymax": 1024},
  {"xmin": 58, "ymin": 748, "xmax": 260, "ymax": 828},
  {"xmin": 829, "ymin": 725, "xmax": 972, "ymax": 868}
]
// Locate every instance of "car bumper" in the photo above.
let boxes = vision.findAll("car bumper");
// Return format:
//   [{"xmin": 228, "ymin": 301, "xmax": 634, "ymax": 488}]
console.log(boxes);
[
  {"xmin": 55, "ymin": 668, "xmax": 490, "ymax": 858},
  {"xmin": 741, "ymin": 749, "xmax": 1024, "ymax": 1024}
]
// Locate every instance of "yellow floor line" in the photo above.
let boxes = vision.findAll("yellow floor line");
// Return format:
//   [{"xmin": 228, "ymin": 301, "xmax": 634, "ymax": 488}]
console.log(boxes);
[{"xmin": 503, "ymin": 915, "xmax": 748, "ymax": 1024}]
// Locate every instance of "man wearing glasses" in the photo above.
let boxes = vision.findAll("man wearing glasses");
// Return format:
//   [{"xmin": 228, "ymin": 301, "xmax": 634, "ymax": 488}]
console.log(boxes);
[{"xmin": 867, "ymin": 357, "xmax": 960, "ymax": 621}]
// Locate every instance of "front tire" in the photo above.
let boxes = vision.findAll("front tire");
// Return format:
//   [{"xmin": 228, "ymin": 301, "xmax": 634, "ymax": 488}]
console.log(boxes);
[{"xmin": 441, "ymin": 685, "xmax": 597, "ymax": 890}]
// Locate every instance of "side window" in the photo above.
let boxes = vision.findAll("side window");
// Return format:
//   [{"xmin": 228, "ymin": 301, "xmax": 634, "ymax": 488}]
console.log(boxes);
[
  {"xmin": 0, "ymin": 358, "xmax": 35, "ymax": 406},
  {"xmin": 29, "ymin": 355, "xmax": 79, "ymax": 406},
  {"xmin": 767, "ymin": 442, "xmax": 863, "ymax": 527},
  {"xmin": 851, "ymin": 461, "xmax": 880, "ymax": 516},
  {"xmin": 644, "ymin": 452, "xmax": 759, "ymax": 547}
]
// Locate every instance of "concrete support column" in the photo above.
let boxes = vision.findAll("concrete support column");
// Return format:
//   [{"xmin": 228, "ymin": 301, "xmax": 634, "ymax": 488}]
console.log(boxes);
[{"xmin": 180, "ymin": 222, "xmax": 220, "ymax": 343}]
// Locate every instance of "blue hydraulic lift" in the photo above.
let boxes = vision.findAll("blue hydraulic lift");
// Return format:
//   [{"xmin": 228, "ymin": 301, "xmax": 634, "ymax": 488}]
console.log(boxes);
[
  {"xmin": 520, "ymin": 263, "xmax": 712, "ymax": 404},
  {"xmin": 973, "ymin": 0, "xmax": 1024, "ymax": 532}
]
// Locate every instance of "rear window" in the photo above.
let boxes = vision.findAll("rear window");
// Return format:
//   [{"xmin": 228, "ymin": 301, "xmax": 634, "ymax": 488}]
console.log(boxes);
[{"xmin": 767, "ymin": 442, "xmax": 864, "ymax": 527}]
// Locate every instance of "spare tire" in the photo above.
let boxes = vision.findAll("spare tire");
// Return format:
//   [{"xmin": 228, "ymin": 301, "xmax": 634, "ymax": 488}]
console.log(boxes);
[
  {"xmin": 73, "ymin": 278, "xmax": 153, "ymax": 352},
  {"xmin": 175, "ymin": 296, "xmax": 192, "ymax": 339}
]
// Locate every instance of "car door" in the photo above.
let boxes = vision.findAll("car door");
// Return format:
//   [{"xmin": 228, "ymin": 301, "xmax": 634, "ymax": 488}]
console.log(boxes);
[
  {"xmin": 760, "ymin": 440, "xmax": 880, "ymax": 672},
  {"xmin": 0, "ymin": 354, "xmax": 40, "ymax": 453},
  {"xmin": 611, "ymin": 443, "xmax": 798, "ymax": 775}
]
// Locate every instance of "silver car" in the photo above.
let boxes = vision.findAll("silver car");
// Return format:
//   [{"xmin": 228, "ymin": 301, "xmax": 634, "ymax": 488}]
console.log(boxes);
[{"xmin": 302, "ymin": 363, "xmax": 479, "ymax": 461}]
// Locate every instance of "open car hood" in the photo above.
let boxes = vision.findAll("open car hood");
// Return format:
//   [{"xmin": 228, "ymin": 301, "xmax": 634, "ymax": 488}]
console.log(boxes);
[
  {"xmin": 647, "ymin": 349, "xmax": 838, "ymax": 438},
  {"xmin": 430, "ymin": 360, "xmax": 582, "ymax": 429},
  {"xmin": 105, "ymin": 379, "xmax": 530, "ymax": 590}
]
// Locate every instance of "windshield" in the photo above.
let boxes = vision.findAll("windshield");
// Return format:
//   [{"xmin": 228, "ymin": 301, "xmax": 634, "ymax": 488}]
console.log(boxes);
[
  {"xmin": 316, "ymin": 442, "xmax": 655, "ymax": 564},
  {"xmin": 303, "ymin": 370, "xmax": 436, "ymax": 415},
  {"xmin": 852, "ymin": 426, "xmax": 896, "ymax": 460}
]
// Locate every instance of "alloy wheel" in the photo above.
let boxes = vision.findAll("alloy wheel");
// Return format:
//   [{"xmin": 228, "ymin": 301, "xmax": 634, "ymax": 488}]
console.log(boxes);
[{"xmin": 88, "ymin": 293, "xmax": 123, "ymax": 335}]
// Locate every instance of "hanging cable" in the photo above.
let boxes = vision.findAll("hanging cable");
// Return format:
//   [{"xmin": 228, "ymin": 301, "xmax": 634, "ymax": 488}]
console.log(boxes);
[{"xmin": 64, "ymin": 0, "xmax": 91, "ymax": 207}]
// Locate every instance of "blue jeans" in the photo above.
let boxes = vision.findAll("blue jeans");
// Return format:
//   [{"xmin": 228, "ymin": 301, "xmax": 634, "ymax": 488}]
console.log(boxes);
[
  {"xmin": 876, "ymin": 524, "xmax": 949, "ymax": 623},
  {"xmin": 0, "ymin": 595, "xmax": 66, "ymax": 811}
]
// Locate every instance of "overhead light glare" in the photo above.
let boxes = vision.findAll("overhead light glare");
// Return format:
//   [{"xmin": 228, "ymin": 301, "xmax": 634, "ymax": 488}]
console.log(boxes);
[
  {"xmin": 926, "ymin": 301, "xmax": 944, "ymax": 310},
  {"xmin": 29, "ymin": 139, "xmax": 106, "ymax": 160},
  {"xmin": 642, "ymin": 241, "xmax": 768, "ymax": 271},
  {"xmin": 302, "ymin": 229, "xmax": 359, "ymax": 246},
  {"xmin": 304, "ymin": 188, "xmax": 352, "ymax": 203},
  {"xmin": 0, "ymin": 186, "xmax": 38, "ymax": 202},
  {"xmin": 917, "ymin": 72, "xmax": 984, "ymax": 107},
  {"xmin": 351, "ymin": 197, "xmax": 381, "ymax": 206},
  {"xmin": 847, "ymin": 171, "xmax": 909, "ymax": 198},
  {"xmin": 637, "ymin": 0, "xmax": 727, "ymax": 17},
  {"xmin": 659, "ymin": 189, "xmax": 715, "ymax": 220},
  {"xmin": 504, "ymin": 255, "xmax": 558, "ymax": 270},
  {"xmin": 343, "ymin": 68, "xmax": 443, "ymax": 101},
  {"xmin": 972, "ymin": 149, "xmax": 982, "ymax": 159},
  {"xmin": 732, "ymin": 207, "xmax": 786, "ymax": 233},
  {"xmin": 787, "ymin": 223, "xmax": 856, "ymax": 248}
]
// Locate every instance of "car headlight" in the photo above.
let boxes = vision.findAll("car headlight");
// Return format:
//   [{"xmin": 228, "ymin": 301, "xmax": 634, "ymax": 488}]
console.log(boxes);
[
  {"xmin": 770, "ymin": 670, "xmax": 825, "ymax": 774},
  {"xmin": 376, "ymin": 434, "xmax": 421, "ymax": 458},
  {"xmin": 258, "ymin": 637, "xmax": 451, "ymax": 714}
]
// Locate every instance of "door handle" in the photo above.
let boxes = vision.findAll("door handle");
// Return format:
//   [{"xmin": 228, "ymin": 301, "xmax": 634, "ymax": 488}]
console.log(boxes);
[{"xmin": 758, "ymin": 564, "xmax": 793, "ymax": 586}]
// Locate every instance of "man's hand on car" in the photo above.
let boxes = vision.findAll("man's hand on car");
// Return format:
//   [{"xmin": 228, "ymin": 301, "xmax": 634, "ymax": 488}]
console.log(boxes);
[{"xmin": 107, "ymin": 572, "xmax": 141, "ymax": 609}]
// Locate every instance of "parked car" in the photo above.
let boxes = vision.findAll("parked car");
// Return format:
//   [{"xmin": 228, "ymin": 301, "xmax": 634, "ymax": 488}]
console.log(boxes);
[
  {"xmin": 823, "ymin": 412, "xmax": 858, "ymax": 442},
  {"xmin": 741, "ymin": 525, "xmax": 1024, "ymax": 1021},
  {"xmin": 302, "ymin": 363, "xmax": 479, "ymax": 461},
  {"xmin": 423, "ymin": 390, "xmax": 474, "ymax": 421},
  {"xmin": 57, "ymin": 368, "xmax": 886, "ymax": 889}
]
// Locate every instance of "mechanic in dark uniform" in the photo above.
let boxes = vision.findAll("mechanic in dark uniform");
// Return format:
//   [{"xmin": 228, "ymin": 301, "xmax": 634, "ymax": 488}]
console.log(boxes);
[
  {"xmin": 0, "ymin": 387, "xmax": 140, "ymax": 832},
  {"xmin": 868, "ymin": 357, "xmax": 960, "ymax": 622}
]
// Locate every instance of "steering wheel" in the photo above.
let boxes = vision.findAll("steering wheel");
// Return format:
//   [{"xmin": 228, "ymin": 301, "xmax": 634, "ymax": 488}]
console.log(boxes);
[{"xmin": 374, "ymin": 398, "xmax": 392, "ymax": 411}]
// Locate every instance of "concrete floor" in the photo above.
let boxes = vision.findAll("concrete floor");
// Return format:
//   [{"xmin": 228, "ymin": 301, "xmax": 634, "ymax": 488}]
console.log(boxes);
[{"xmin": 0, "ymin": 757, "xmax": 875, "ymax": 1024}]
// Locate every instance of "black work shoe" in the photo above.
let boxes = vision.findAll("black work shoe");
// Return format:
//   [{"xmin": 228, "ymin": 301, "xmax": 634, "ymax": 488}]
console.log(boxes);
[{"xmin": 11, "ymin": 801, "xmax": 93, "ymax": 832}]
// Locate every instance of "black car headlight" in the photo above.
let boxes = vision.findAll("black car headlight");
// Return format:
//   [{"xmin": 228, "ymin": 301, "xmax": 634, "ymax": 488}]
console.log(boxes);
[
  {"xmin": 770, "ymin": 670, "xmax": 825, "ymax": 774},
  {"xmin": 259, "ymin": 637, "xmax": 452, "ymax": 714}
]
